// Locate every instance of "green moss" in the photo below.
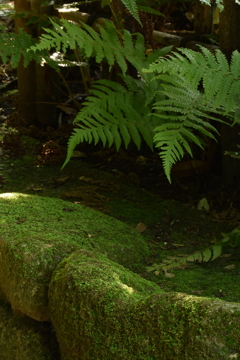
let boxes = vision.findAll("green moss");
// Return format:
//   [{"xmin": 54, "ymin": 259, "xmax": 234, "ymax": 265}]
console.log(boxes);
[
  {"xmin": 49, "ymin": 250, "xmax": 240, "ymax": 360},
  {"xmin": 0, "ymin": 300, "xmax": 60, "ymax": 360},
  {"xmin": 0, "ymin": 192, "xmax": 150, "ymax": 321}
]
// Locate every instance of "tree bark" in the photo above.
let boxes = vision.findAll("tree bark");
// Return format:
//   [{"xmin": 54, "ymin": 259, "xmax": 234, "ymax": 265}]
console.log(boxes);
[
  {"xmin": 219, "ymin": 0, "xmax": 240, "ymax": 183},
  {"xmin": 194, "ymin": 0, "xmax": 214, "ymax": 36},
  {"xmin": 15, "ymin": 0, "xmax": 59, "ymax": 127}
]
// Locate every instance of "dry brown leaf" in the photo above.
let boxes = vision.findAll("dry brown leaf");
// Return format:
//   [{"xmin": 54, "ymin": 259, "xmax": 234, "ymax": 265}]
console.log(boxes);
[
  {"xmin": 57, "ymin": 105, "xmax": 77, "ymax": 115},
  {"xmin": 135, "ymin": 222, "xmax": 147, "ymax": 233},
  {"xmin": 191, "ymin": 290, "xmax": 205, "ymax": 294},
  {"xmin": 79, "ymin": 176, "xmax": 93, "ymax": 182},
  {"xmin": 136, "ymin": 156, "xmax": 148, "ymax": 164},
  {"xmin": 53, "ymin": 176, "xmax": 69, "ymax": 185},
  {"xmin": 163, "ymin": 270, "xmax": 175, "ymax": 277},
  {"xmin": 224, "ymin": 264, "xmax": 235, "ymax": 270}
]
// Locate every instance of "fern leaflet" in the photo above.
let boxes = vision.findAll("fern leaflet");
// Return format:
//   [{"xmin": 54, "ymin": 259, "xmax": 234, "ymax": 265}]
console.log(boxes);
[
  {"xmin": 146, "ymin": 47, "xmax": 240, "ymax": 115},
  {"xmin": 62, "ymin": 79, "xmax": 157, "ymax": 167},
  {"xmin": 146, "ymin": 226, "xmax": 240, "ymax": 273},
  {"xmin": 0, "ymin": 26, "xmax": 45, "ymax": 67},
  {"xmin": 121, "ymin": 0, "xmax": 141, "ymax": 24},
  {"xmin": 152, "ymin": 75, "xmax": 223, "ymax": 182},
  {"xmin": 31, "ymin": 20, "xmax": 148, "ymax": 75}
]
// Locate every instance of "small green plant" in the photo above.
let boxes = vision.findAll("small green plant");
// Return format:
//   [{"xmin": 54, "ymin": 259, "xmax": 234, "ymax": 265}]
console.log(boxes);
[{"xmin": 147, "ymin": 226, "xmax": 240, "ymax": 273}]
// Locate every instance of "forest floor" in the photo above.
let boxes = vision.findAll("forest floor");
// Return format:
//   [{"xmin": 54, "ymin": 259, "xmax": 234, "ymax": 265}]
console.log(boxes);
[{"xmin": 0, "ymin": 121, "xmax": 240, "ymax": 303}]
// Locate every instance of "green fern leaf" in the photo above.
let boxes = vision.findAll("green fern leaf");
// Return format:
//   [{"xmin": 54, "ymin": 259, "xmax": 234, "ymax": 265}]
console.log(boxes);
[
  {"xmin": 121, "ymin": 0, "xmax": 141, "ymax": 24},
  {"xmin": 230, "ymin": 50, "xmax": 240, "ymax": 77},
  {"xmin": 146, "ymin": 227, "xmax": 240, "ymax": 273},
  {"xmin": 152, "ymin": 76, "xmax": 223, "ymax": 181},
  {"xmin": 62, "ymin": 79, "xmax": 156, "ymax": 167},
  {"xmin": 0, "ymin": 27, "xmax": 40, "ymax": 67},
  {"xmin": 137, "ymin": 5, "xmax": 164, "ymax": 16},
  {"xmin": 32, "ymin": 20, "xmax": 149, "ymax": 75},
  {"xmin": 119, "ymin": 123, "xmax": 131, "ymax": 148},
  {"xmin": 146, "ymin": 46, "xmax": 240, "ymax": 118}
]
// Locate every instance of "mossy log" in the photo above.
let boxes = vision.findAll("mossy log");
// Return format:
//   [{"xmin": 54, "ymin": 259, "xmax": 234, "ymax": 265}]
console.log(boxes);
[
  {"xmin": 49, "ymin": 249, "xmax": 240, "ymax": 360},
  {"xmin": 0, "ymin": 300, "xmax": 60, "ymax": 360},
  {"xmin": 0, "ymin": 193, "xmax": 149, "ymax": 321}
]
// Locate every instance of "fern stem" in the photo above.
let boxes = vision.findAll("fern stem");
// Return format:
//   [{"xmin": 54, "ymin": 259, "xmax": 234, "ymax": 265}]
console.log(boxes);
[
  {"xmin": 74, "ymin": 49, "xmax": 91, "ymax": 97},
  {"xmin": 106, "ymin": 0, "xmax": 124, "ymax": 31},
  {"xmin": 58, "ymin": 71, "xmax": 81, "ymax": 110}
]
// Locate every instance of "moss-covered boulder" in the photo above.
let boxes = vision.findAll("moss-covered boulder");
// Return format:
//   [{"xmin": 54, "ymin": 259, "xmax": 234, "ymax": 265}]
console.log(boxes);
[
  {"xmin": 0, "ymin": 193, "xmax": 149, "ymax": 321},
  {"xmin": 0, "ymin": 300, "xmax": 60, "ymax": 360},
  {"xmin": 49, "ymin": 249, "xmax": 240, "ymax": 360}
]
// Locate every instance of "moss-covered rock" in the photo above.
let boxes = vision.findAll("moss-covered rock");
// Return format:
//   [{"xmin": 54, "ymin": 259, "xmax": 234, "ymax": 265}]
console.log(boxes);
[
  {"xmin": 49, "ymin": 249, "xmax": 240, "ymax": 360},
  {"xmin": 0, "ymin": 300, "xmax": 60, "ymax": 360},
  {"xmin": 0, "ymin": 193, "xmax": 149, "ymax": 321}
]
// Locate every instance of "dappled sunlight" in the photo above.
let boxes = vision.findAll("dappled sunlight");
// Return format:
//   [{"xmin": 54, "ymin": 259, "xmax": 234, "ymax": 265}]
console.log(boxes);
[
  {"xmin": 113, "ymin": 273, "xmax": 135, "ymax": 295},
  {"xmin": 0, "ymin": 192, "xmax": 30, "ymax": 200}
]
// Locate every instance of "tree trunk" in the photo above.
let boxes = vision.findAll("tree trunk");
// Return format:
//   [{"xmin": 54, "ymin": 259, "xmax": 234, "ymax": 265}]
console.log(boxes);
[
  {"xmin": 219, "ymin": 0, "xmax": 240, "ymax": 183},
  {"xmin": 194, "ymin": 0, "xmax": 214, "ymax": 37},
  {"xmin": 14, "ymin": 0, "xmax": 59, "ymax": 128}
]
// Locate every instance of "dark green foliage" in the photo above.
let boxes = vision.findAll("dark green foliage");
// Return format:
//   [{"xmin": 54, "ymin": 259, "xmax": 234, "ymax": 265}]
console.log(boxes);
[
  {"xmin": 146, "ymin": 47, "xmax": 240, "ymax": 115},
  {"xmin": 2, "ymin": 4, "xmax": 239, "ymax": 181},
  {"xmin": 0, "ymin": 27, "xmax": 38, "ymax": 67},
  {"xmin": 62, "ymin": 78, "xmax": 159, "ymax": 167},
  {"xmin": 144, "ymin": 47, "xmax": 239, "ymax": 180},
  {"xmin": 147, "ymin": 226, "xmax": 240, "ymax": 272},
  {"xmin": 34, "ymin": 22, "xmax": 239, "ymax": 181}
]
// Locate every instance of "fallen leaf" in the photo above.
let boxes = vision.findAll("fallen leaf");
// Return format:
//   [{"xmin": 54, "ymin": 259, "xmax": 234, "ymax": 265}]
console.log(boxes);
[
  {"xmin": 135, "ymin": 222, "xmax": 147, "ymax": 233},
  {"xmin": 79, "ymin": 176, "xmax": 93, "ymax": 182},
  {"xmin": 16, "ymin": 218, "xmax": 26, "ymax": 224},
  {"xmin": 197, "ymin": 197, "xmax": 210, "ymax": 211},
  {"xmin": 191, "ymin": 290, "xmax": 205, "ymax": 294},
  {"xmin": 57, "ymin": 105, "xmax": 77, "ymax": 115},
  {"xmin": 229, "ymin": 353, "xmax": 239, "ymax": 359},
  {"xmin": 163, "ymin": 270, "xmax": 175, "ymax": 277},
  {"xmin": 53, "ymin": 177, "xmax": 69, "ymax": 186},
  {"xmin": 136, "ymin": 156, "xmax": 148, "ymax": 164},
  {"xmin": 224, "ymin": 264, "xmax": 235, "ymax": 270}
]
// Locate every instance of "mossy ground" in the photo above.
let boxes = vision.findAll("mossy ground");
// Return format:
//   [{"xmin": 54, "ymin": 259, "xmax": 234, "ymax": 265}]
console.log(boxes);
[{"xmin": 1, "ymin": 141, "xmax": 239, "ymax": 304}]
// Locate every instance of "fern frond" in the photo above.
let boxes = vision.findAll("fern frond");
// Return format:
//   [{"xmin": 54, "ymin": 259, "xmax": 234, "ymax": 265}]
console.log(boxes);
[
  {"xmin": 146, "ymin": 47, "xmax": 240, "ymax": 115},
  {"xmin": 230, "ymin": 50, "xmax": 240, "ymax": 77},
  {"xmin": 146, "ymin": 226, "xmax": 240, "ymax": 273},
  {"xmin": 121, "ymin": 0, "xmax": 141, "ymax": 24},
  {"xmin": 146, "ymin": 243, "xmax": 223, "ymax": 272},
  {"xmin": 62, "ymin": 79, "xmax": 156, "ymax": 167},
  {"xmin": 137, "ymin": 5, "xmax": 164, "ymax": 16},
  {"xmin": 31, "ymin": 20, "xmax": 148, "ymax": 75},
  {"xmin": 152, "ymin": 76, "xmax": 223, "ymax": 182},
  {"xmin": 0, "ymin": 27, "xmax": 42, "ymax": 67}
]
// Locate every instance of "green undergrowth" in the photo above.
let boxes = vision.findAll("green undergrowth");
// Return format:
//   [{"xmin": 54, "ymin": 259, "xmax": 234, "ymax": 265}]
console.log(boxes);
[{"xmin": 1, "ymin": 148, "xmax": 240, "ymax": 303}]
